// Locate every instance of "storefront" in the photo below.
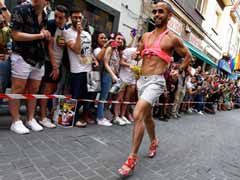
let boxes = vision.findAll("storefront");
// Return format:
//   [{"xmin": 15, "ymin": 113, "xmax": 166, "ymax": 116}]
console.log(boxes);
[
  {"xmin": 184, "ymin": 41, "xmax": 217, "ymax": 69},
  {"xmin": 55, "ymin": 0, "xmax": 120, "ymax": 35},
  {"xmin": 5, "ymin": 0, "xmax": 120, "ymax": 36}
]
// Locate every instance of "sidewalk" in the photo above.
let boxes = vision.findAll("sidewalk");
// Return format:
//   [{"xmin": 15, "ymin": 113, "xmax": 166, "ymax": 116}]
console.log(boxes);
[{"xmin": 0, "ymin": 110, "xmax": 240, "ymax": 180}]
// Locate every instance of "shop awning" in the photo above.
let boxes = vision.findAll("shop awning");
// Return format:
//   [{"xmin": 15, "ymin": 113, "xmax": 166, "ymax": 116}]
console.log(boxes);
[{"xmin": 184, "ymin": 41, "xmax": 217, "ymax": 67}]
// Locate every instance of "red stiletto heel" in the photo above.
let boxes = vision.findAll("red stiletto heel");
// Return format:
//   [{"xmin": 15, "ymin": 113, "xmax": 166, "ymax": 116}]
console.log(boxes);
[
  {"xmin": 149, "ymin": 138, "xmax": 159, "ymax": 158},
  {"xmin": 118, "ymin": 155, "xmax": 138, "ymax": 177}
]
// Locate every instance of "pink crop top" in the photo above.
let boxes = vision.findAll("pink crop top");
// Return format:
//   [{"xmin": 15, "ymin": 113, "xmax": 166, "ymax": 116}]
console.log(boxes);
[{"xmin": 141, "ymin": 29, "xmax": 172, "ymax": 64}]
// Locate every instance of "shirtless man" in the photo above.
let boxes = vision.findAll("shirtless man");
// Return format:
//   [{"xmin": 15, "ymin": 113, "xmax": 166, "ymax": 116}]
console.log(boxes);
[{"xmin": 118, "ymin": 0, "xmax": 192, "ymax": 177}]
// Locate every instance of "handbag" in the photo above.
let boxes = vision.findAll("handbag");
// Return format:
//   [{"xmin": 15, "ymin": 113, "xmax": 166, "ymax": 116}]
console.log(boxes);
[{"xmin": 87, "ymin": 71, "xmax": 101, "ymax": 92}]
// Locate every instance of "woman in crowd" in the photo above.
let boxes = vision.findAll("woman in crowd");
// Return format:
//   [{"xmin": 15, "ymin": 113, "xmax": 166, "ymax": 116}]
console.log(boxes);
[
  {"xmin": 101, "ymin": 32, "xmax": 126, "ymax": 126},
  {"xmin": 113, "ymin": 38, "xmax": 139, "ymax": 123},
  {"xmin": 92, "ymin": 31, "xmax": 113, "ymax": 126}
]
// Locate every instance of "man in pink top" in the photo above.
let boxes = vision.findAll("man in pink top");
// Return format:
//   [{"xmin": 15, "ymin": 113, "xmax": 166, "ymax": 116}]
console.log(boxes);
[{"xmin": 118, "ymin": 0, "xmax": 192, "ymax": 177}]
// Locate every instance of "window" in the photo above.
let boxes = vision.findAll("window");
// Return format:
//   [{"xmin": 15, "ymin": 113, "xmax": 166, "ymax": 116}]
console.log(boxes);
[
  {"xmin": 213, "ymin": 11, "xmax": 221, "ymax": 32},
  {"xmin": 227, "ymin": 25, "xmax": 233, "ymax": 53},
  {"xmin": 196, "ymin": 0, "xmax": 208, "ymax": 15}
]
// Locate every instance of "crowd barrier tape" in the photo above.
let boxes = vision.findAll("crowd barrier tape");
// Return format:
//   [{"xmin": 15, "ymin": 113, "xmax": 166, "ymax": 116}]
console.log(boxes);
[{"xmin": 0, "ymin": 94, "xmax": 240, "ymax": 106}]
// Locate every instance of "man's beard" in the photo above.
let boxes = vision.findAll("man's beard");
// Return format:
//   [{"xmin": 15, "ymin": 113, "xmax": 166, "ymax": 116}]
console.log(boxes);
[{"xmin": 72, "ymin": 21, "xmax": 77, "ymax": 28}]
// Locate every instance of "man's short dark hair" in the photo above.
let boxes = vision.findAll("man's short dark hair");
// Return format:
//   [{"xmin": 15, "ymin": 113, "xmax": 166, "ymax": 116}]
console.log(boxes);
[
  {"xmin": 152, "ymin": 0, "xmax": 173, "ymax": 13},
  {"xmin": 70, "ymin": 6, "xmax": 82, "ymax": 16},
  {"xmin": 56, "ymin": 5, "xmax": 69, "ymax": 18}
]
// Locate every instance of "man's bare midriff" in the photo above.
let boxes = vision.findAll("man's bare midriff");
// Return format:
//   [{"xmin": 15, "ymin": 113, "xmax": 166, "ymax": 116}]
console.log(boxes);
[{"xmin": 141, "ymin": 56, "xmax": 169, "ymax": 75}]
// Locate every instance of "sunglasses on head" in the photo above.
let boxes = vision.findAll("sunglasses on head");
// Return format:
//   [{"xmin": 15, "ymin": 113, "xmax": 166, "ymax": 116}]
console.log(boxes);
[{"xmin": 152, "ymin": 9, "xmax": 164, "ymax": 14}]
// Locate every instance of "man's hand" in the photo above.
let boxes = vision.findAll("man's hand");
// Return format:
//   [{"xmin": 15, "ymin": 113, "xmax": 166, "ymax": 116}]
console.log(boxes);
[
  {"xmin": 40, "ymin": 29, "xmax": 51, "ymax": 40},
  {"xmin": 76, "ymin": 22, "xmax": 83, "ymax": 34},
  {"xmin": 50, "ymin": 68, "xmax": 59, "ymax": 80},
  {"xmin": 0, "ymin": 54, "xmax": 5, "ymax": 61}
]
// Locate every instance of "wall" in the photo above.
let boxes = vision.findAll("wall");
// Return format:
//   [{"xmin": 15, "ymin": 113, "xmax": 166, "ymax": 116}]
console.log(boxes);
[{"xmin": 100, "ymin": 0, "xmax": 142, "ymax": 44}]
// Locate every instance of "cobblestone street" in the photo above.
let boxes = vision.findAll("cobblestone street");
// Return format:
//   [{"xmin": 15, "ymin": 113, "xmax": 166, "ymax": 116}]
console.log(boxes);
[{"xmin": 0, "ymin": 110, "xmax": 240, "ymax": 180}]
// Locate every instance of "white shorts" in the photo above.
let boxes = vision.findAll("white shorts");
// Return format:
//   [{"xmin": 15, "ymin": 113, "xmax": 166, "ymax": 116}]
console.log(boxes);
[
  {"xmin": 137, "ymin": 75, "xmax": 165, "ymax": 106},
  {"xmin": 11, "ymin": 53, "xmax": 44, "ymax": 81}
]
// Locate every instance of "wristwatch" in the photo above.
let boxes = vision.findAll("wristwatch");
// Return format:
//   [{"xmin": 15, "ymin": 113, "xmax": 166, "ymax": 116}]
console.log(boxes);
[{"xmin": 1, "ymin": 7, "xmax": 7, "ymax": 11}]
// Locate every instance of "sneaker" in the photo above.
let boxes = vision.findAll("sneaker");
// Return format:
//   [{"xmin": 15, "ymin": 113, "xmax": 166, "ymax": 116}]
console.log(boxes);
[
  {"xmin": 10, "ymin": 120, "xmax": 30, "ymax": 135},
  {"xmin": 197, "ymin": 111, "xmax": 204, "ymax": 115},
  {"xmin": 172, "ymin": 114, "xmax": 178, "ymax": 119},
  {"xmin": 113, "ymin": 116, "xmax": 126, "ymax": 126},
  {"xmin": 39, "ymin": 117, "xmax": 56, "ymax": 128},
  {"xmin": 176, "ymin": 113, "xmax": 181, "ymax": 118},
  {"xmin": 26, "ymin": 118, "xmax": 43, "ymax": 132},
  {"xmin": 97, "ymin": 118, "xmax": 112, "ymax": 126},
  {"xmin": 187, "ymin": 108, "xmax": 193, "ymax": 113},
  {"xmin": 121, "ymin": 116, "xmax": 131, "ymax": 124}
]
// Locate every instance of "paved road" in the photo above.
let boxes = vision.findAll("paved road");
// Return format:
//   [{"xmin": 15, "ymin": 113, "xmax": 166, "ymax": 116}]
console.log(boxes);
[{"xmin": 0, "ymin": 109, "xmax": 240, "ymax": 180}]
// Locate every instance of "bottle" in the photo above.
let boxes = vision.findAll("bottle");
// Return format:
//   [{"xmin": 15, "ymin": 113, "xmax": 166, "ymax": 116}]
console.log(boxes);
[{"xmin": 109, "ymin": 79, "xmax": 122, "ymax": 94}]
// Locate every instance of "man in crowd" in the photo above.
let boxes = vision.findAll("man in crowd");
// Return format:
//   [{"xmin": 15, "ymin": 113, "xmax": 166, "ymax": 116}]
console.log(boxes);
[
  {"xmin": 64, "ymin": 7, "xmax": 97, "ymax": 127},
  {"xmin": 39, "ymin": 5, "xmax": 69, "ymax": 128},
  {"xmin": 0, "ymin": 11, "xmax": 11, "ymax": 105},
  {"xmin": 9, "ymin": 0, "xmax": 51, "ymax": 134},
  {"xmin": 118, "ymin": 0, "xmax": 192, "ymax": 177}
]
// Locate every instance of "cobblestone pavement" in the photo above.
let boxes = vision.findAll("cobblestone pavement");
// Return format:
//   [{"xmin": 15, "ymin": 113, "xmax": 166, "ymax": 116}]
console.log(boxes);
[{"xmin": 1, "ymin": 109, "xmax": 240, "ymax": 180}]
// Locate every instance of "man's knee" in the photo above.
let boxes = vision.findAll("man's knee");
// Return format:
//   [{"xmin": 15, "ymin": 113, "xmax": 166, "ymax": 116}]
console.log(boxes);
[{"xmin": 11, "ymin": 81, "xmax": 27, "ymax": 93}]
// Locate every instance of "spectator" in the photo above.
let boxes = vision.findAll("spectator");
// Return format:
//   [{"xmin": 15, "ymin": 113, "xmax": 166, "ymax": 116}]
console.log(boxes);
[
  {"xmin": 9, "ymin": 0, "xmax": 51, "ymax": 134},
  {"xmin": 39, "ymin": 5, "xmax": 69, "ymax": 128},
  {"xmin": 103, "ymin": 32, "xmax": 126, "ymax": 126},
  {"xmin": 64, "ymin": 7, "xmax": 98, "ymax": 127},
  {"xmin": 0, "ymin": 11, "xmax": 11, "ymax": 105},
  {"xmin": 0, "ymin": 0, "xmax": 10, "ymax": 23},
  {"xmin": 115, "ymin": 38, "xmax": 139, "ymax": 124},
  {"xmin": 92, "ymin": 31, "xmax": 113, "ymax": 126}
]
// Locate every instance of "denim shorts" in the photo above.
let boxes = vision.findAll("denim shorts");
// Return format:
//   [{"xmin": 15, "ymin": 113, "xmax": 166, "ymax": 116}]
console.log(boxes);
[
  {"xmin": 11, "ymin": 53, "xmax": 44, "ymax": 80},
  {"xmin": 137, "ymin": 75, "xmax": 166, "ymax": 106}
]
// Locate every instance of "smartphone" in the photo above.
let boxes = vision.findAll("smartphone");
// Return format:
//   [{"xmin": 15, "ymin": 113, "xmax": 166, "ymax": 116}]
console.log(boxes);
[
  {"xmin": 131, "ymin": 28, "xmax": 137, "ymax": 37},
  {"xmin": 111, "ymin": 41, "xmax": 118, "ymax": 48}
]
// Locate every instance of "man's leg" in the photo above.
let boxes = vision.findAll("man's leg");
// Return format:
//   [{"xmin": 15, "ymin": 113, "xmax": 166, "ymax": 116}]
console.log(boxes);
[
  {"xmin": 9, "ymin": 77, "xmax": 31, "ymax": 134},
  {"xmin": 39, "ymin": 82, "xmax": 57, "ymax": 128},
  {"xmin": 25, "ymin": 79, "xmax": 42, "ymax": 121},
  {"xmin": 9, "ymin": 77, "xmax": 28, "ymax": 122},
  {"xmin": 144, "ymin": 109, "xmax": 156, "ymax": 143},
  {"xmin": 39, "ymin": 83, "xmax": 57, "ymax": 119},
  {"xmin": 130, "ymin": 99, "xmax": 152, "ymax": 156}
]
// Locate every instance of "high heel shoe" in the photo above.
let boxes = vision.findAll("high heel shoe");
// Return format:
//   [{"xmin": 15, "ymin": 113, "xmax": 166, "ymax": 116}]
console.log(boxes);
[
  {"xmin": 149, "ymin": 138, "xmax": 159, "ymax": 158},
  {"xmin": 118, "ymin": 155, "xmax": 138, "ymax": 177}
]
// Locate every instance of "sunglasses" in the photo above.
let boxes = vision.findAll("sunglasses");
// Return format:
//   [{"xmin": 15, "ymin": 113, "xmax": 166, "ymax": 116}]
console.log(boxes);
[{"xmin": 152, "ymin": 9, "xmax": 164, "ymax": 14}]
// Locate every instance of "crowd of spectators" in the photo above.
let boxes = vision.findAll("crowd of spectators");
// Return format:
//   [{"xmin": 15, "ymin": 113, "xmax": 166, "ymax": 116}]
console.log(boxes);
[{"xmin": 0, "ymin": 0, "xmax": 239, "ymax": 134}]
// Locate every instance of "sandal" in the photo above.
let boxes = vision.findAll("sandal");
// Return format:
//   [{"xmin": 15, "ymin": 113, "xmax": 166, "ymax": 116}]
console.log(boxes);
[
  {"xmin": 75, "ymin": 121, "xmax": 87, "ymax": 128},
  {"xmin": 118, "ymin": 155, "xmax": 138, "ymax": 177},
  {"xmin": 149, "ymin": 138, "xmax": 159, "ymax": 158}
]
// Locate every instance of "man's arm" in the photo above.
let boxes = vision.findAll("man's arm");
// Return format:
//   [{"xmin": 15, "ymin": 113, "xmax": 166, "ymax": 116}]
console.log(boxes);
[
  {"xmin": 65, "ymin": 33, "xmax": 81, "ymax": 54},
  {"xmin": 48, "ymin": 36, "xmax": 59, "ymax": 80},
  {"xmin": 173, "ymin": 36, "xmax": 192, "ymax": 71},
  {"xmin": 11, "ymin": 6, "xmax": 50, "ymax": 42},
  {"xmin": 11, "ymin": 30, "xmax": 45, "ymax": 41}
]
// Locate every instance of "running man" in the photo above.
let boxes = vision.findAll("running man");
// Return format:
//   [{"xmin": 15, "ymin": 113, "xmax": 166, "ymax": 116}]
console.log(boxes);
[{"xmin": 118, "ymin": 0, "xmax": 192, "ymax": 177}]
